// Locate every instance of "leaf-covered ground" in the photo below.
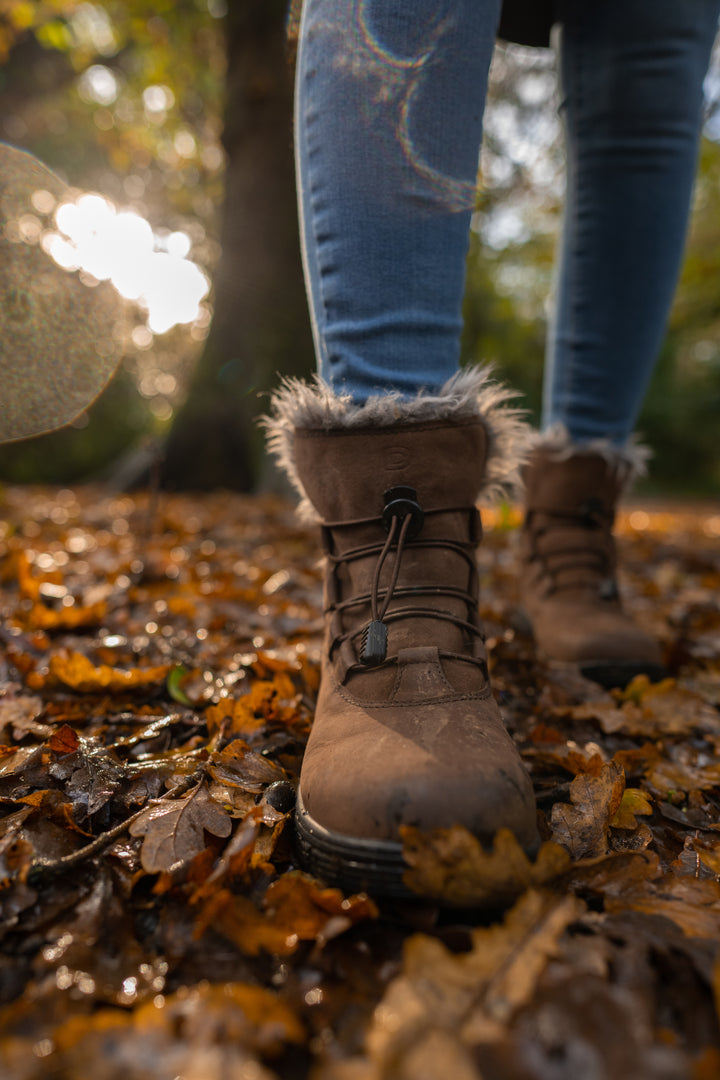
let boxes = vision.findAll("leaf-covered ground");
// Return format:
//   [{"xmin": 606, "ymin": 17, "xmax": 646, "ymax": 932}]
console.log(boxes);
[{"xmin": 0, "ymin": 484, "xmax": 719, "ymax": 1079}]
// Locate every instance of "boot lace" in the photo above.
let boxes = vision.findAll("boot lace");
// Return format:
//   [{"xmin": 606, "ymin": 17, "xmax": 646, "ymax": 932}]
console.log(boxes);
[
  {"xmin": 323, "ymin": 486, "xmax": 488, "ymax": 669},
  {"xmin": 527, "ymin": 497, "xmax": 618, "ymax": 599}
]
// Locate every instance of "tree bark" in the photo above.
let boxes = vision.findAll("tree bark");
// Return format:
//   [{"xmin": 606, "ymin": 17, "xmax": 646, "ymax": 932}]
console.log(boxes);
[{"xmin": 160, "ymin": 0, "xmax": 314, "ymax": 491}]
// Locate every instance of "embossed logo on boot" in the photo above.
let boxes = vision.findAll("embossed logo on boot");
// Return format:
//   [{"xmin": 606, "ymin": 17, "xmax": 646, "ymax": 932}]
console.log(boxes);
[{"xmin": 385, "ymin": 446, "xmax": 410, "ymax": 471}]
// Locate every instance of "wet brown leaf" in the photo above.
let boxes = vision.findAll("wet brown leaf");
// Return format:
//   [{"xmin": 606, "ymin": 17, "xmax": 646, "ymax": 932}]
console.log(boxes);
[
  {"xmin": 365, "ymin": 889, "xmax": 582, "ymax": 1073},
  {"xmin": 0, "ymin": 694, "xmax": 51, "ymax": 742},
  {"xmin": 551, "ymin": 761, "xmax": 625, "ymax": 858},
  {"xmin": 198, "ymin": 871, "xmax": 378, "ymax": 957},
  {"xmin": 46, "ymin": 723, "xmax": 80, "ymax": 755},
  {"xmin": 129, "ymin": 780, "xmax": 231, "ymax": 873}
]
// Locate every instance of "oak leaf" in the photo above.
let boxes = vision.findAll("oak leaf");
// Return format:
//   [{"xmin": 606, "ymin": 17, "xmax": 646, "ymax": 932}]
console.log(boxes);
[
  {"xmin": 401, "ymin": 825, "xmax": 571, "ymax": 907},
  {"xmin": 551, "ymin": 761, "xmax": 625, "ymax": 858},
  {"xmin": 609, "ymin": 787, "xmax": 653, "ymax": 830},
  {"xmin": 366, "ymin": 889, "xmax": 582, "ymax": 1070}
]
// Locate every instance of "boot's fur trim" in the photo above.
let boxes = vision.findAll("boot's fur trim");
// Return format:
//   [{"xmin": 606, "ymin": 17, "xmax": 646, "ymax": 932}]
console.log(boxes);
[
  {"xmin": 264, "ymin": 367, "xmax": 529, "ymax": 519},
  {"xmin": 529, "ymin": 423, "xmax": 651, "ymax": 488}
]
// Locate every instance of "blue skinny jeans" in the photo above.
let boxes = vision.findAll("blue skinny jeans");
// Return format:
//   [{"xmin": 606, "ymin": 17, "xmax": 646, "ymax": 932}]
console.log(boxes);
[{"xmin": 295, "ymin": 0, "xmax": 720, "ymax": 444}]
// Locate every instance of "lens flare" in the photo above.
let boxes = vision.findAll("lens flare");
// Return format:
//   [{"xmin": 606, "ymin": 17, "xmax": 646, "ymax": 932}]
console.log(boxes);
[{"xmin": 0, "ymin": 143, "xmax": 125, "ymax": 443}]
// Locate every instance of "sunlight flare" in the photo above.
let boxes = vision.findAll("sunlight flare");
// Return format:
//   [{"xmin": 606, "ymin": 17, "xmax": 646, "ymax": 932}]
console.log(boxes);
[{"xmin": 41, "ymin": 192, "xmax": 210, "ymax": 334}]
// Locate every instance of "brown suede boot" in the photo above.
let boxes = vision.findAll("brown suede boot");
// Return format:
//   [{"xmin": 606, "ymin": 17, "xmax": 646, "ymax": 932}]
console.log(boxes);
[
  {"xmin": 519, "ymin": 433, "xmax": 664, "ymax": 689},
  {"xmin": 266, "ymin": 369, "xmax": 538, "ymax": 898}
]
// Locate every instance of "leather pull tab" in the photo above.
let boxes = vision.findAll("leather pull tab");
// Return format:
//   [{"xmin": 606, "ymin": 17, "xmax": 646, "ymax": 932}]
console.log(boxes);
[{"xmin": 360, "ymin": 620, "xmax": 388, "ymax": 665}]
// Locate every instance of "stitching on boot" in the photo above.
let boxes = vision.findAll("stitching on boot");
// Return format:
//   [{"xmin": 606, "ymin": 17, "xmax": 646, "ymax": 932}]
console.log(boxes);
[{"xmin": 333, "ymin": 675, "xmax": 493, "ymax": 710}]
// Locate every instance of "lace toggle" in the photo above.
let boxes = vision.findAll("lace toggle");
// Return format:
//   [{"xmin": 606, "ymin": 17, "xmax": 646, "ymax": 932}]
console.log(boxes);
[{"xmin": 360, "ymin": 486, "xmax": 423, "ymax": 666}]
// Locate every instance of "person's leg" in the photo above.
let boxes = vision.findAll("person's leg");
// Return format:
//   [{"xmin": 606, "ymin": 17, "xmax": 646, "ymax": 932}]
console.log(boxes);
[
  {"xmin": 273, "ymin": 0, "xmax": 538, "ymax": 897},
  {"xmin": 523, "ymin": 1, "xmax": 719, "ymax": 686},
  {"xmin": 544, "ymin": 0, "xmax": 720, "ymax": 444},
  {"xmin": 295, "ymin": 0, "xmax": 502, "ymax": 401}
]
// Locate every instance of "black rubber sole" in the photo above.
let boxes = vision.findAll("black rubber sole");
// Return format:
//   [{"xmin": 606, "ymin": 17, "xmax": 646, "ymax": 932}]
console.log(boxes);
[
  {"xmin": 577, "ymin": 659, "xmax": 666, "ymax": 690},
  {"xmin": 294, "ymin": 790, "xmax": 413, "ymax": 899},
  {"xmin": 294, "ymin": 791, "xmax": 541, "ymax": 903}
]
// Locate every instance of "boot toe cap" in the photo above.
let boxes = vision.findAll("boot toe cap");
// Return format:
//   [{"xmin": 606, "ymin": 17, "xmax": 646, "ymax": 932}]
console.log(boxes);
[{"xmin": 299, "ymin": 721, "xmax": 537, "ymax": 852}]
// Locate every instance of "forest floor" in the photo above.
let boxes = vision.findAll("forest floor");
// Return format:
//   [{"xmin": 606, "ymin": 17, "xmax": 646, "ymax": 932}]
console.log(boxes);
[{"xmin": 0, "ymin": 484, "xmax": 719, "ymax": 1080}]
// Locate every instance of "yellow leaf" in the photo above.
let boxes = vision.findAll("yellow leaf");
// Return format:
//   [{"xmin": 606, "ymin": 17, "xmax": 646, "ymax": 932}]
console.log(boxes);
[
  {"xmin": 47, "ymin": 651, "xmax": 170, "ymax": 693},
  {"xmin": 9, "ymin": 2, "xmax": 36, "ymax": 30},
  {"xmin": 609, "ymin": 787, "xmax": 653, "ymax": 830},
  {"xmin": 401, "ymin": 825, "xmax": 571, "ymax": 908},
  {"xmin": 27, "ymin": 601, "xmax": 107, "ymax": 632}
]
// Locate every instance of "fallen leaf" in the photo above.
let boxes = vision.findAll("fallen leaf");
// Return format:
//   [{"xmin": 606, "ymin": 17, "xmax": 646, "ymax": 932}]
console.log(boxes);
[
  {"xmin": 204, "ymin": 677, "xmax": 301, "ymax": 738},
  {"xmin": 55, "ymin": 745, "xmax": 125, "ymax": 817},
  {"xmin": 558, "ymin": 849, "xmax": 661, "ymax": 900},
  {"xmin": 605, "ymin": 875, "xmax": 720, "ymax": 939},
  {"xmin": 47, "ymin": 980, "xmax": 304, "ymax": 1066},
  {"xmin": 609, "ymin": 787, "xmax": 653, "ymax": 830},
  {"xmin": 0, "ymin": 743, "xmax": 44, "ymax": 778},
  {"xmin": 551, "ymin": 761, "xmax": 625, "ymax": 858},
  {"xmin": 208, "ymin": 739, "xmax": 288, "ymax": 792},
  {"xmin": 199, "ymin": 871, "xmax": 377, "ymax": 956},
  {"xmin": 129, "ymin": 780, "xmax": 231, "ymax": 873},
  {"xmin": 401, "ymin": 825, "xmax": 571, "ymax": 908},
  {"xmin": 687, "ymin": 837, "xmax": 720, "ymax": 878},
  {"xmin": 166, "ymin": 665, "xmax": 194, "ymax": 706},
  {"xmin": 578, "ymin": 677, "xmax": 720, "ymax": 738},
  {"xmin": 26, "ymin": 600, "xmax": 107, "ymax": 632},
  {"xmin": 46, "ymin": 651, "xmax": 171, "ymax": 693},
  {"xmin": 46, "ymin": 723, "xmax": 80, "ymax": 755},
  {"xmin": 366, "ymin": 889, "xmax": 582, "ymax": 1071},
  {"xmin": 644, "ymin": 757, "xmax": 720, "ymax": 798},
  {"xmin": 0, "ymin": 695, "xmax": 51, "ymax": 742}
]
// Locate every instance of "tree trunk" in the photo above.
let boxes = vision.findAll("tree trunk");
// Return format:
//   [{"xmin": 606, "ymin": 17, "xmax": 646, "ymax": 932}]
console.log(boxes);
[{"xmin": 160, "ymin": 0, "xmax": 314, "ymax": 491}]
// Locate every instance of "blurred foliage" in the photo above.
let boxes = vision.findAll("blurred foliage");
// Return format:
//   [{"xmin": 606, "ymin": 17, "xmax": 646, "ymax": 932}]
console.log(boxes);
[
  {"xmin": 0, "ymin": 0, "xmax": 226, "ymax": 482},
  {"xmin": 0, "ymin": 11, "xmax": 717, "ymax": 493},
  {"xmin": 0, "ymin": 0, "xmax": 226, "ymax": 213}
]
